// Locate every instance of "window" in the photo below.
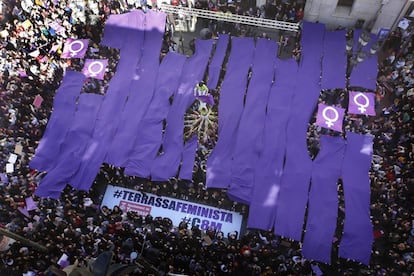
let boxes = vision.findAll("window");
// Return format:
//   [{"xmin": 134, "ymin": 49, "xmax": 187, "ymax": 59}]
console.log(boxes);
[{"xmin": 337, "ymin": 0, "xmax": 354, "ymax": 7}]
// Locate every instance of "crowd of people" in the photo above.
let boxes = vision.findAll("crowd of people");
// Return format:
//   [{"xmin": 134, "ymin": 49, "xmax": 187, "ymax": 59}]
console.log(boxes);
[
  {"xmin": 189, "ymin": 0, "xmax": 304, "ymax": 39},
  {"xmin": 366, "ymin": 24, "xmax": 414, "ymax": 275},
  {"xmin": 0, "ymin": 0, "xmax": 413, "ymax": 275},
  {"xmin": 191, "ymin": 0, "xmax": 304, "ymax": 22}
]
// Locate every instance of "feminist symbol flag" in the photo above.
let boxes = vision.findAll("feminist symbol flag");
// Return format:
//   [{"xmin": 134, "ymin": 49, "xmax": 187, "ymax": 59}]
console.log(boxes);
[
  {"xmin": 315, "ymin": 103, "xmax": 345, "ymax": 132},
  {"xmin": 348, "ymin": 91, "xmax": 376, "ymax": 116},
  {"xmin": 61, "ymin": 38, "xmax": 89, "ymax": 59},
  {"xmin": 82, "ymin": 59, "xmax": 108, "ymax": 80}
]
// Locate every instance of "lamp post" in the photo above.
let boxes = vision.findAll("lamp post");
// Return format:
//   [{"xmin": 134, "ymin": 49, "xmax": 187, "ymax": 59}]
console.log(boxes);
[
  {"xmin": 356, "ymin": 51, "xmax": 367, "ymax": 63},
  {"xmin": 358, "ymin": 31, "xmax": 371, "ymax": 50},
  {"xmin": 346, "ymin": 31, "xmax": 371, "ymax": 78},
  {"xmin": 347, "ymin": 50, "xmax": 368, "ymax": 76},
  {"xmin": 369, "ymin": 41, "xmax": 380, "ymax": 56},
  {"xmin": 346, "ymin": 39, "xmax": 354, "ymax": 55}
]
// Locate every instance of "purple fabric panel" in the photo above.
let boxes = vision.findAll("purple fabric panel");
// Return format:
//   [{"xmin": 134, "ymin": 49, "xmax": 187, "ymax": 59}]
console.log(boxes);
[
  {"xmin": 227, "ymin": 38, "xmax": 277, "ymax": 204},
  {"xmin": 125, "ymin": 121, "xmax": 163, "ymax": 176},
  {"xmin": 272, "ymin": 124, "xmax": 313, "ymax": 240},
  {"xmin": 247, "ymin": 58, "xmax": 296, "ymax": 230},
  {"xmin": 339, "ymin": 132, "xmax": 373, "ymax": 265},
  {"xmin": 301, "ymin": 22, "xmax": 326, "ymax": 54},
  {"xmin": 144, "ymin": 10, "xmax": 169, "ymax": 33},
  {"xmin": 34, "ymin": 93, "xmax": 103, "ymax": 198},
  {"xmin": 321, "ymin": 30, "xmax": 347, "ymax": 89},
  {"xmin": 207, "ymin": 34, "xmax": 229, "ymax": 89},
  {"xmin": 150, "ymin": 39, "xmax": 214, "ymax": 181},
  {"xmin": 124, "ymin": 53, "xmax": 187, "ymax": 178},
  {"xmin": 272, "ymin": 105, "xmax": 318, "ymax": 240},
  {"xmin": 29, "ymin": 70, "xmax": 85, "ymax": 172},
  {"xmin": 70, "ymin": 12, "xmax": 149, "ymax": 191},
  {"xmin": 178, "ymin": 135, "xmax": 198, "ymax": 180},
  {"xmin": 206, "ymin": 37, "xmax": 255, "ymax": 189},
  {"xmin": 105, "ymin": 12, "xmax": 166, "ymax": 167},
  {"xmin": 349, "ymin": 55, "xmax": 378, "ymax": 90},
  {"xmin": 302, "ymin": 136, "xmax": 346, "ymax": 264},
  {"xmin": 100, "ymin": 12, "xmax": 140, "ymax": 49},
  {"xmin": 297, "ymin": 22, "xmax": 325, "ymax": 89},
  {"xmin": 215, "ymin": 37, "xmax": 255, "ymax": 137},
  {"xmin": 285, "ymin": 21, "xmax": 324, "ymax": 130},
  {"xmin": 273, "ymin": 22, "xmax": 324, "ymax": 241}
]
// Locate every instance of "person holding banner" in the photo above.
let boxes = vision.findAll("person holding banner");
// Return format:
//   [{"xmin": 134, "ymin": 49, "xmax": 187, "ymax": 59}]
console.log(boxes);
[{"xmin": 193, "ymin": 81, "xmax": 209, "ymax": 97}]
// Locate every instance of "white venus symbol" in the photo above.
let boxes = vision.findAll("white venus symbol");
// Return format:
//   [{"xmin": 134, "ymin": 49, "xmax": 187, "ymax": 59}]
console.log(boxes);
[
  {"xmin": 87, "ymin": 61, "xmax": 104, "ymax": 77},
  {"xmin": 68, "ymin": 40, "xmax": 85, "ymax": 57},
  {"xmin": 322, "ymin": 106, "xmax": 339, "ymax": 128},
  {"xmin": 353, "ymin": 92, "xmax": 370, "ymax": 113}
]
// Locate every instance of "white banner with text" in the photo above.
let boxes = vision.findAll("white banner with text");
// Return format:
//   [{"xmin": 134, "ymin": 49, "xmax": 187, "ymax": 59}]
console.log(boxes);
[{"xmin": 101, "ymin": 185, "xmax": 243, "ymax": 236}]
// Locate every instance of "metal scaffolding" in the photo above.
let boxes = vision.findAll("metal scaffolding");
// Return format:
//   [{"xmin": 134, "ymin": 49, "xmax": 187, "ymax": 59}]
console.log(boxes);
[{"xmin": 159, "ymin": 4, "xmax": 301, "ymax": 32}]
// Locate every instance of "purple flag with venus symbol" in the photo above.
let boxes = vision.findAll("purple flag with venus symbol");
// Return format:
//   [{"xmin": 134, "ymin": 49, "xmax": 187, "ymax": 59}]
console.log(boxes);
[
  {"xmin": 315, "ymin": 103, "xmax": 345, "ymax": 132},
  {"xmin": 61, "ymin": 38, "xmax": 89, "ymax": 59},
  {"xmin": 348, "ymin": 91, "xmax": 376, "ymax": 116},
  {"xmin": 82, "ymin": 59, "xmax": 108, "ymax": 80}
]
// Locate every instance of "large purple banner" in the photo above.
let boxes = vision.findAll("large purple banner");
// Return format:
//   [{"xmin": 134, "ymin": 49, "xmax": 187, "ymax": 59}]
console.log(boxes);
[
  {"xmin": 30, "ymin": 16, "xmax": 378, "ymax": 263},
  {"xmin": 302, "ymin": 136, "xmax": 345, "ymax": 264},
  {"xmin": 206, "ymin": 37, "xmax": 255, "ymax": 189},
  {"xmin": 274, "ymin": 22, "xmax": 325, "ymax": 241},
  {"xmin": 124, "ymin": 53, "xmax": 186, "ymax": 178},
  {"xmin": 207, "ymin": 34, "xmax": 229, "ymax": 90},
  {"xmin": 70, "ymin": 11, "xmax": 157, "ymax": 191},
  {"xmin": 105, "ymin": 11, "xmax": 166, "ymax": 167},
  {"xmin": 35, "ymin": 93, "xmax": 103, "ymax": 198},
  {"xmin": 321, "ymin": 30, "xmax": 347, "ymax": 89},
  {"xmin": 339, "ymin": 132, "xmax": 373, "ymax": 265},
  {"xmin": 29, "ymin": 70, "xmax": 85, "ymax": 172},
  {"xmin": 178, "ymin": 135, "xmax": 198, "ymax": 180},
  {"xmin": 247, "ymin": 58, "xmax": 296, "ymax": 230},
  {"xmin": 100, "ymin": 13, "xmax": 132, "ymax": 49},
  {"xmin": 150, "ymin": 39, "xmax": 214, "ymax": 181},
  {"xmin": 227, "ymin": 38, "xmax": 277, "ymax": 204}
]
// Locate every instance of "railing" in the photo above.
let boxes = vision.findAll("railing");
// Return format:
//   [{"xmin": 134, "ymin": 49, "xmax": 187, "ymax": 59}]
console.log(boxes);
[{"xmin": 159, "ymin": 4, "xmax": 300, "ymax": 32}]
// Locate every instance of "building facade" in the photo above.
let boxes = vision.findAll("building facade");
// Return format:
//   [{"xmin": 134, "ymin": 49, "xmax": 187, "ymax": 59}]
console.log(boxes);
[{"xmin": 303, "ymin": 0, "xmax": 414, "ymax": 34}]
